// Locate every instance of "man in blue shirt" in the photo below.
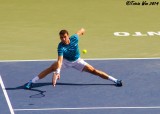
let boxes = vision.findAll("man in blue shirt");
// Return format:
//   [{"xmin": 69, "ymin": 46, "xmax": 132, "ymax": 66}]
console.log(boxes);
[
  {"xmin": 25, "ymin": 28, "xmax": 122, "ymax": 89},
  {"xmin": 58, "ymin": 33, "xmax": 80, "ymax": 61}
]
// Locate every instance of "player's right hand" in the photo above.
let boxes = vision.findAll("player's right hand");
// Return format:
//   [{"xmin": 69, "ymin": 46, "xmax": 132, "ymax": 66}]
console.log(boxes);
[{"xmin": 52, "ymin": 73, "xmax": 60, "ymax": 87}]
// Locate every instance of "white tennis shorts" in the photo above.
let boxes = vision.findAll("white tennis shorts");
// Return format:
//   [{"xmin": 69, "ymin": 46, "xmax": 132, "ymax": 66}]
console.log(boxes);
[{"xmin": 61, "ymin": 58, "xmax": 87, "ymax": 71}]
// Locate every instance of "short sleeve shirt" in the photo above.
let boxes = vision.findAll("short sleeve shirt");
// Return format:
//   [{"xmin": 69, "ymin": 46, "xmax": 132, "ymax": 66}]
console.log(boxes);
[{"xmin": 57, "ymin": 34, "xmax": 80, "ymax": 61}]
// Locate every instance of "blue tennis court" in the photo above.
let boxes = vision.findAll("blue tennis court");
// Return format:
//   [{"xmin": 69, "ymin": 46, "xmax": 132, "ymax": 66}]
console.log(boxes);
[{"xmin": 0, "ymin": 59, "xmax": 160, "ymax": 114}]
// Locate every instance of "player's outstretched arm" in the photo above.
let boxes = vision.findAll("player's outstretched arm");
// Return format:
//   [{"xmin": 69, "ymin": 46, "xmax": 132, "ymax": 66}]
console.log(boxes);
[{"xmin": 76, "ymin": 28, "xmax": 85, "ymax": 36}]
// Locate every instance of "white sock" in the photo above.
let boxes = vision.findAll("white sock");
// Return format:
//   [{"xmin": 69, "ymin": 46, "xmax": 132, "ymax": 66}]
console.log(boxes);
[
  {"xmin": 108, "ymin": 75, "xmax": 118, "ymax": 83},
  {"xmin": 31, "ymin": 76, "xmax": 39, "ymax": 83}
]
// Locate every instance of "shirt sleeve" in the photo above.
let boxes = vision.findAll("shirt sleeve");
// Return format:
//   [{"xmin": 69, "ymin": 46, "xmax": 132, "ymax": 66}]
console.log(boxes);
[{"xmin": 70, "ymin": 34, "xmax": 79, "ymax": 42}]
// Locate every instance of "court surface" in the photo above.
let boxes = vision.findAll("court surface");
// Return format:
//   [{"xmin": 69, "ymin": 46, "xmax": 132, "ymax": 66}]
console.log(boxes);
[{"xmin": 0, "ymin": 59, "xmax": 160, "ymax": 114}]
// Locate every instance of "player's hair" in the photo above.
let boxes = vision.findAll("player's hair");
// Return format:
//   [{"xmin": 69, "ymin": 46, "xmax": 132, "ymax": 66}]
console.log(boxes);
[{"xmin": 59, "ymin": 30, "xmax": 69, "ymax": 35}]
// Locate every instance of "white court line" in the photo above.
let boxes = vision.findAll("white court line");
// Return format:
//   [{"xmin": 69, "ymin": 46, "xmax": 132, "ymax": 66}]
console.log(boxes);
[
  {"xmin": 0, "ymin": 75, "xmax": 15, "ymax": 114},
  {"xmin": 0, "ymin": 57, "xmax": 160, "ymax": 62},
  {"xmin": 14, "ymin": 106, "xmax": 160, "ymax": 111}
]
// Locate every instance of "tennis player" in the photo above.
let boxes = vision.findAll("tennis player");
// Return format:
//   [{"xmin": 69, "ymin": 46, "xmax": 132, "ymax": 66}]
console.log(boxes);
[{"xmin": 25, "ymin": 28, "xmax": 122, "ymax": 89}]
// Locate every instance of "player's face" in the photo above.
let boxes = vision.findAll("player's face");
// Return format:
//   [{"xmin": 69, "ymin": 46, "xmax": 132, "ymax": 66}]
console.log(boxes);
[{"xmin": 60, "ymin": 33, "xmax": 70, "ymax": 44}]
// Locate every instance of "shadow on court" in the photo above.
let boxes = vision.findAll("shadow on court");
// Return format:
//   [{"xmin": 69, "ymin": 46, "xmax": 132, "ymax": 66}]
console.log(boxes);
[
  {"xmin": 5, "ymin": 82, "xmax": 115, "ymax": 98},
  {"xmin": 5, "ymin": 84, "xmax": 47, "ymax": 98},
  {"xmin": 5, "ymin": 82, "xmax": 115, "ymax": 90}
]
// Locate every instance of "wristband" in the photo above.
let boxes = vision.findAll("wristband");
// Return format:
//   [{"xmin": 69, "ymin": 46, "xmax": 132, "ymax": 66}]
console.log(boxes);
[{"xmin": 55, "ymin": 68, "xmax": 60, "ymax": 74}]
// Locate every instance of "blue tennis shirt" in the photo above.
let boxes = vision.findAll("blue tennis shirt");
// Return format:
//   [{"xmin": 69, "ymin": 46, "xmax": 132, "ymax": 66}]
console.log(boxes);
[{"xmin": 57, "ymin": 34, "xmax": 80, "ymax": 61}]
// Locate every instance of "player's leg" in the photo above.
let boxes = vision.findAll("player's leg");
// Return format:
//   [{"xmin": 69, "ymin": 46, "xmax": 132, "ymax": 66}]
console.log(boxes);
[
  {"xmin": 72, "ymin": 58, "xmax": 122, "ymax": 86},
  {"xmin": 24, "ymin": 62, "xmax": 58, "ymax": 89},
  {"xmin": 38, "ymin": 62, "xmax": 58, "ymax": 79},
  {"xmin": 82, "ymin": 63, "xmax": 122, "ymax": 87}
]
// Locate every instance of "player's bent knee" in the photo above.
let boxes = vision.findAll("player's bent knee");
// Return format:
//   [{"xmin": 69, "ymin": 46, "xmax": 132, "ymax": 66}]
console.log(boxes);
[
  {"xmin": 92, "ymin": 69, "xmax": 99, "ymax": 74},
  {"xmin": 88, "ymin": 67, "xmax": 97, "ymax": 74}
]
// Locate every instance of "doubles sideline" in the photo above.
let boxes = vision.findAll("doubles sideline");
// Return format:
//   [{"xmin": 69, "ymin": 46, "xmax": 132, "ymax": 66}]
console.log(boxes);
[{"xmin": 0, "ymin": 75, "xmax": 15, "ymax": 114}]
